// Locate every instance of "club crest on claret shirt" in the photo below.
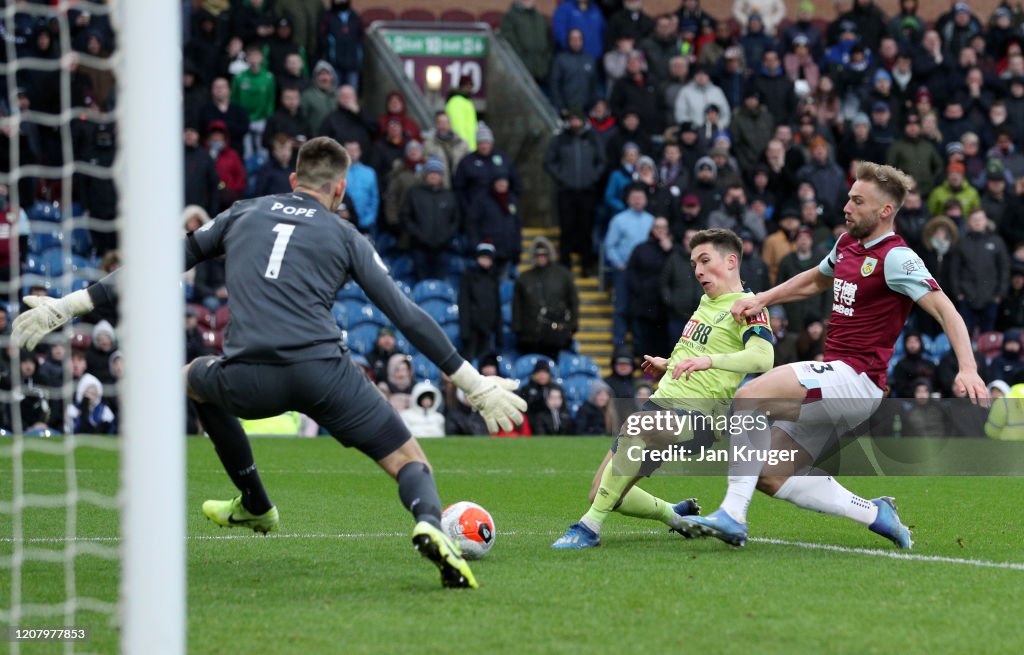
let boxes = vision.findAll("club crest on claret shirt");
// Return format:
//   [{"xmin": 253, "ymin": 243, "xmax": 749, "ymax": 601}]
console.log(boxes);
[{"xmin": 861, "ymin": 257, "xmax": 877, "ymax": 277}]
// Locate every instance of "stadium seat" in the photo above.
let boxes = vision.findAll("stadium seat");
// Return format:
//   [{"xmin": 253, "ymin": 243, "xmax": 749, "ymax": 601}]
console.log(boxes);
[
  {"xmin": 892, "ymin": 331, "xmax": 905, "ymax": 358},
  {"xmin": 412, "ymin": 353, "xmax": 441, "ymax": 384},
  {"xmin": 495, "ymin": 354, "xmax": 516, "ymax": 379},
  {"xmin": 343, "ymin": 301, "xmax": 388, "ymax": 328},
  {"xmin": 337, "ymin": 282, "xmax": 368, "ymax": 302},
  {"xmin": 442, "ymin": 322, "xmax": 461, "ymax": 349},
  {"xmin": 399, "ymin": 9, "xmax": 435, "ymax": 21},
  {"xmin": 501, "ymin": 325, "xmax": 517, "ymax": 352},
  {"xmin": 562, "ymin": 374, "xmax": 597, "ymax": 407},
  {"xmin": 362, "ymin": 7, "xmax": 396, "ymax": 24},
  {"xmin": 40, "ymin": 247, "xmax": 65, "ymax": 276},
  {"xmin": 28, "ymin": 201, "xmax": 61, "ymax": 222},
  {"xmin": 389, "ymin": 255, "xmax": 414, "ymax": 282},
  {"xmin": 394, "ymin": 280, "xmax": 413, "ymax": 299},
  {"xmin": 514, "ymin": 354, "xmax": 557, "ymax": 381},
  {"xmin": 189, "ymin": 304, "xmax": 214, "ymax": 329},
  {"xmin": 198, "ymin": 326, "xmax": 224, "ymax": 354},
  {"xmin": 374, "ymin": 231, "xmax": 397, "ymax": 257},
  {"xmin": 20, "ymin": 273, "xmax": 54, "ymax": 297},
  {"xmin": 931, "ymin": 333, "xmax": 952, "ymax": 361},
  {"xmin": 977, "ymin": 331, "xmax": 1004, "ymax": 360},
  {"xmin": 501, "ymin": 302, "xmax": 512, "ymax": 324},
  {"xmin": 27, "ymin": 223, "xmax": 62, "ymax": 254},
  {"xmin": 558, "ymin": 353, "xmax": 600, "ymax": 378},
  {"xmin": 345, "ymin": 324, "xmax": 380, "ymax": 355},
  {"xmin": 70, "ymin": 227, "xmax": 93, "ymax": 257},
  {"xmin": 331, "ymin": 302, "xmax": 347, "ymax": 329},
  {"xmin": 421, "ymin": 299, "xmax": 458, "ymax": 325},
  {"xmin": 440, "ymin": 9, "xmax": 475, "ymax": 22},
  {"xmin": 24, "ymin": 254, "xmax": 46, "ymax": 275},
  {"xmin": 213, "ymin": 305, "xmax": 230, "ymax": 330},
  {"xmin": 394, "ymin": 330, "xmax": 412, "ymax": 354},
  {"xmin": 500, "ymin": 279, "xmax": 515, "ymax": 304},
  {"xmin": 413, "ymin": 279, "xmax": 457, "ymax": 304},
  {"xmin": 340, "ymin": 299, "xmax": 371, "ymax": 327},
  {"xmin": 478, "ymin": 10, "xmax": 504, "ymax": 28},
  {"xmin": 69, "ymin": 277, "xmax": 90, "ymax": 292},
  {"xmin": 920, "ymin": 333, "xmax": 935, "ymax": 356},
  {"xmin": 447, "ymin": 255, "xmax": 468, "ymax": 278}
]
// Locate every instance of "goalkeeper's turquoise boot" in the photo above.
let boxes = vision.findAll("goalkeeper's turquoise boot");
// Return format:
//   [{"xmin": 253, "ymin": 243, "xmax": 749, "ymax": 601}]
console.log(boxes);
[
  {"xmin": 412, "ymin": 521, "xmax": 478, "ymax": 589},
  {"xmin": 677, "ymin": 508, "xmax": 748, "ymax": 547},
  {"xmin": 202, "ymin": 496, "xmax": 279, "ymax": 534},
  {"xmin": 869, "ymin": 497, "xmax": 913, "ymax": 549}
]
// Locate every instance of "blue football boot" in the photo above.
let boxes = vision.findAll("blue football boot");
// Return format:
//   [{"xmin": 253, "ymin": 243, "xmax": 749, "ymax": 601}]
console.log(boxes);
[
  {"xmin": 677, "ymin": 508, "xmax": 749, "ymax": 547},
  {"xmin": 551, "ymin": 522, "xmax": 601, "ymax": 549},
  {"xmin": 869, "ymin": 497, "xmax": 913, "ymax": 549}
]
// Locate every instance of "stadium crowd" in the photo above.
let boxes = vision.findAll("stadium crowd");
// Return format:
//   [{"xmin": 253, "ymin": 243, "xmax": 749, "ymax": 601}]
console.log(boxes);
[{"xmin": 6, "ymin": 0, "xmax": 1024, "ymax": 437}]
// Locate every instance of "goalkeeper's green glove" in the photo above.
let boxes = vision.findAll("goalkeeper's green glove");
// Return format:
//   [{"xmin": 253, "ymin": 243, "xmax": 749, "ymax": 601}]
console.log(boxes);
[
  {"xmin": 449, "ymin": 361, "xmax": 528, "ymax": 433},
  {"xmin": 12, "ymin": 290, "xmax": 94, "ymax": 350}
]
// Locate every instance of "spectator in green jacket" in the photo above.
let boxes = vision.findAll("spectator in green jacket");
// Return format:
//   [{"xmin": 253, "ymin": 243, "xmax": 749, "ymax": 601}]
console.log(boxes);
[
  {"xmin": 231, "ymin": 44, "xmax": 276, "ymax": 158},
  {"xmin": 887, "ymin": 112, "xmax": 944, "ymax": 197},
  {"xmin": 301, "ymin": 60, "xmax": 338, "ymax": 135},
  {"xmin": 500, "ymin": 0, "xmax": 554, "ymax": 86},
  {"xmin": 928, "ymin": 161, "xmax": 981, "ymax": 218}
]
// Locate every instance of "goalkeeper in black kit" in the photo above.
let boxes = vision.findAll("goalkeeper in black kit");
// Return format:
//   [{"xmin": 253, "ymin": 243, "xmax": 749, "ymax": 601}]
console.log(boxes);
[{"xmin": 12, "ymin": 137, "xmax": 527, "ymax": 589}]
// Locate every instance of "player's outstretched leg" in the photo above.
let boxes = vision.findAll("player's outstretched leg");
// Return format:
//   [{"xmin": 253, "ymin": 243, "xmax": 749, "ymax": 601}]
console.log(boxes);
[
  {"xmin": 766, "ymin": 476, "xmax": 913, "ymax": 549},
  {"xmin": 680, "ymin": 368, "xmax": 805, "ymax": 546},
  {"xmin": 193, "ymin": 401, "xmax": 278, "ymax": 533},
  {"xmin": 385, "ymin": 447, "xmax": 477, "ymax": 588},
  {"xmin": 554, "ymin": 442, "xmax": 698, "ymax": 549}
]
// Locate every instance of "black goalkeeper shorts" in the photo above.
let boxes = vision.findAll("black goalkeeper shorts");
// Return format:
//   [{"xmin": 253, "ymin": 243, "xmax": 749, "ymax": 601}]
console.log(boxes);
[{"xmin": 188, "ymin": 353, "xmax": 411, "ymax": 461}]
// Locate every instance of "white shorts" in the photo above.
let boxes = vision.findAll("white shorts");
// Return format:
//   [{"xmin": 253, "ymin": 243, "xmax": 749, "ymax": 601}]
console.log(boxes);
[{"xmin": 772, "ymin": 360, "xmax": 884, "ymax": 458}]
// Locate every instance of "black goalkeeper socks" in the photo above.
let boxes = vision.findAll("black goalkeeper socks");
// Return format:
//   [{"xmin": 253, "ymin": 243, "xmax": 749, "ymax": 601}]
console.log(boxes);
[
  {"xmin": 397, "ymin": 461, "xmax": 442, "ymax": 528},
  {"xmin": 192, "ymin": 401, "xmax": 273, "ymax": 515}
]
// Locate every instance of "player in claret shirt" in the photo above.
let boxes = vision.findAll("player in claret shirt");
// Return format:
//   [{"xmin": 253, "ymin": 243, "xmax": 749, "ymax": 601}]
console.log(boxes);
[{"xmin": 681, "ymin": 162, "xmax": 987, "ymax": 549}]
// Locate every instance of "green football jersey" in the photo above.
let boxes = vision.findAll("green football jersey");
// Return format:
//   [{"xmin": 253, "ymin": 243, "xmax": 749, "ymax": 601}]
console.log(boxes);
[{"xmin": 653, "ymin": 291, "xmax": 772, "ymax": 411}]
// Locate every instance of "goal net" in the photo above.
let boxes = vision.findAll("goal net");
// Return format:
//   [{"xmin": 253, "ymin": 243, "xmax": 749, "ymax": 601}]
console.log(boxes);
[{"xmin": 0, "ymin": 2, "xmax": 184, "ymax": 653}]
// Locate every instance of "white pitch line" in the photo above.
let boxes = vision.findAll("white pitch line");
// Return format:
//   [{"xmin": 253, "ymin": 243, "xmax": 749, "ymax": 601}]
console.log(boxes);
[
  {"xmin": 748, "ymin": 537, "xmax": 1024, "ymax": 570},
  {"xmin": 2, "ymin": 530, "xmax": 1023, "ymax": 571}
]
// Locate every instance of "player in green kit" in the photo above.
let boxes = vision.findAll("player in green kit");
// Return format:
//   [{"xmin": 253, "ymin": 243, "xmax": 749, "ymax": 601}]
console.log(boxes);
[{"xmin": 553, "ymin": 229, "xmax": 776, "ymax": 548}]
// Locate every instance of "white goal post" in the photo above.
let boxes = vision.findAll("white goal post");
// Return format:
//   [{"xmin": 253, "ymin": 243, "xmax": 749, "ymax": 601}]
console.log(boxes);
[{"xmin": 118, "ymin": 0, "xmax": 185, "ymax": 653}]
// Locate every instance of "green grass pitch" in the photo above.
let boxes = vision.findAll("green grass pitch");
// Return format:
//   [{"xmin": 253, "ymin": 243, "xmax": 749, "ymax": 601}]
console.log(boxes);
[{"xmin": 3, "ymin": 437, "xmax": 1023, "ymax": 654}]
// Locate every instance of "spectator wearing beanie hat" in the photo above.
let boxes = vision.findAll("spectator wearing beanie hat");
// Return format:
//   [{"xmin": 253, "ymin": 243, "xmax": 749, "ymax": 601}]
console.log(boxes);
[
  {"xmin": 454, "ymin": 122, "xmax": 521, "ymax": 220},
  {"xmin": 87, "ymin": 320, "xmax": 117, "ymax": 384},
  {"xmin": 383, "ymin": 139, "xmax": 425, "ymax": 238},
  {"xmin": 459, "ymin": 242, "xmax": 503, "ymax": 361},
  {"xmin": 469, "ymin": 169, "xmax": 522, "ymax": 278},
  {"xmin": 400, "ymin": 157, "xmax": 460, "ymax": 281},
  {"xmin": 301, "ymin": 61, "xmax": 338, "ymax": 137}
]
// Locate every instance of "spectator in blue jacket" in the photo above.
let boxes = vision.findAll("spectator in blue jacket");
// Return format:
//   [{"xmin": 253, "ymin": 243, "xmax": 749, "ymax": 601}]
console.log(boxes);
[
  {"xmin": 552, "ymin": 0, "xmax": 606, "ymax": 62},
  {"xmin": 602, "ymin": 141, "xmax": 639, "ymax": 218},
  {"xmin": 604, "ymin": 185, "xmax": 654, "ymax": 345},
  {"xmin": 341, "ymin": 139, "xmax": 379, "ymax": 234},
  {"xmin": 549, "ymin": 29, "xmax": 602, "ymax": 118}
]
